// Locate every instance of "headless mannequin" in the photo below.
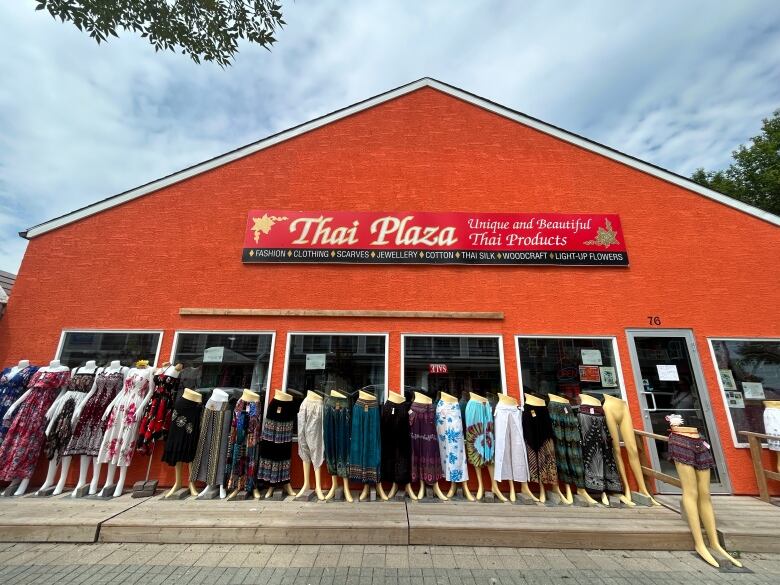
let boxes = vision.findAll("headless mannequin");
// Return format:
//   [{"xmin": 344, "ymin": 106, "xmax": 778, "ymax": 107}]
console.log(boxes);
[
  {"xmin": 165, "ymin": 388, "xmax": 202, "ymax": 498},
  {"xmin": 264, "ymin": 389, "xmax": 297, "ymax": 499},
  {"xmin": 38, "ymin": 360, "xmax": 99, "ymax": 495},
  {"xmin": 419, "ymin": 392, "xmax": 450, "ymax": 501},
  {"xmin": 764, "ymin": 401, "xmax": 780, "ymax": 472},
  {"xmin": 524, "ymin": 393, "xmax": 569, "ymax": 504},
  {"xmin": 100, "ymin": 361, "xmax": 156, "ymax": 497},
  {"xmin": 8, "ymin": 359, "xmax": 30, "ymax": 378},
  {"xmin": 325, "ymin": 389, "xmax": 354, "ymax": 502},
  {"xmin": 352, "ymin": 390, "xmax": 388, "ymax": 502},
  {"xmin": 4, "ymin": 360, "xmax": 70, "ymax": 496},
  {"xmin": 548, "ymin": 393, "xmax": 598, "ymax": 505},
  {"xmin": 295, "ymin": 391, "xmax": 327, "ymax": 501},
  {"xmin": 579, "ymin": 393, "xmax": 611, "ymax": 506},
  {"xmin": 82, "ymin": 362, "xmax": 127, "ymax": 496},
  {"xmin": 495, "ymin": 394, "xmax": 538, "ymax": 503},
  {"xmin": 602, "ymin": 394, "xmax": 659, "ymax": 506},
  {"xmin": 383, "ymin": 390, "xmax": 418, "ymax": 501},
  {"xmin": 198, "ymin": 388, "xmax": 230, "ymax": 499},
  {"xmin": 671, "ymin": 425, "xmax": 742, "ymax": 568},
  {"xmin": 465, "ymin": 392, "xmax": 495, "ymax": 500},
  {"xmin": 227, "ymin": 389, "xmax": 263, "ymax": 500}
]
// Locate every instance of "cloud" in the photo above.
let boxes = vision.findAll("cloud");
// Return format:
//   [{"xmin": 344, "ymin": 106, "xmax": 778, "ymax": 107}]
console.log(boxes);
[{"xmin": 1, "ymin": 0, "xmax": 778, "ymax": 272}]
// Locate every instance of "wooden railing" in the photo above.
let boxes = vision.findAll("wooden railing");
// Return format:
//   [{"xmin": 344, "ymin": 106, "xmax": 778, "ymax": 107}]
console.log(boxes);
[
  {"xmin": 739, "ymin": 431, "xmax": 780, "ymax": 503},
  {"xmin": 633, "ymin": 429, "xmax": 682, "ymax": 489}
]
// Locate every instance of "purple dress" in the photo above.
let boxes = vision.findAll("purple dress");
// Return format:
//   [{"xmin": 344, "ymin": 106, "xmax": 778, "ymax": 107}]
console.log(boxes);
[{"xmin": 409, "ymin": 402, "xmax": 443, "ymax": 484}]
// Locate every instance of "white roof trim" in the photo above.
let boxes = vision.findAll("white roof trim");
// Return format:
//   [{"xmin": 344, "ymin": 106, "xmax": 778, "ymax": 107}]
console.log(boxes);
[
  {"xmin": 0, "ymin": 288, "xmax": 8, "ymax": 303},
  {"xmin": 22, "ymin": 78, "xmax": 780, "ymax": 238}
]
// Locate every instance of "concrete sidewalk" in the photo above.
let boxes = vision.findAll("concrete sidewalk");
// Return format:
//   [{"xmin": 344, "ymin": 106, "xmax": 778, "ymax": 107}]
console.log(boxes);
[{"xmin": 0, "ymin": 543, "xmax": 778, "ymax": 585}]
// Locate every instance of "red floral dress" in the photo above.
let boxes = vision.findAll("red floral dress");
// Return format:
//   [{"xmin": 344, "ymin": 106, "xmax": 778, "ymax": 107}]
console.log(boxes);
[
  {"xmin": 135, "ymin": 373, "xmax": 180, "ymax": 455},
  {"xmin": 0, "ymin": 369, "xmax": 71, "ymax": 481}
]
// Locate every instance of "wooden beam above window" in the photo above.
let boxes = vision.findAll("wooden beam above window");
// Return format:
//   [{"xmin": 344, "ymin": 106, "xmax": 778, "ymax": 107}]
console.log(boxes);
[{"xmin": 179, "ymin": 308, "xmax": 504, "ymax": 320}]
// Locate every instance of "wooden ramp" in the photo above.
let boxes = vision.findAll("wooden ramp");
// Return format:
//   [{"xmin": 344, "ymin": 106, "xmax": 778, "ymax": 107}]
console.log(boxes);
[
  {"xmin": 0, "ymin": 493, "xmax": 146, "ymax": 543},
  {"xmin": 406, "ymin": 501, "xmax": 695, "ymax": 550},
  {"xmin": 657, "ymin": 495, "xmax": 780, "ymax": 553},
  {"xmin": 99, "ymin": 497, "xmax": 409, "ymax": 545}
]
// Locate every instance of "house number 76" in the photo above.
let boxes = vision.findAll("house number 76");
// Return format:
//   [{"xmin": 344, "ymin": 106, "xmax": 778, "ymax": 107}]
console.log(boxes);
[{"xmin": 647, "ymin": 316, "xmax": 662, "ymax": 326}]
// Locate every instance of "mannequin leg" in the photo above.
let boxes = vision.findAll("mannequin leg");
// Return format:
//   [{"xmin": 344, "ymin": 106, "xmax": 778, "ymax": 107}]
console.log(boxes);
[
  {"xmin": 508, "ymin": 481, "xmax": 516, "ymax": 502},
  {"xmin": 433, "ymin": 482, "xmax": 448, "ymax": 501},
  {"xmin": 601, "ymin": 492, "xmax": 610, "ymax": 506},
  {"xmin": 165, "ymin": 462, "xmax": 183, "ymax": 498},
  {"xmin": 417, "ymin": 481, "xmax": 426, "ymax": 500},
  {"xmin": 446, "ymin": 483, "xmax": 456, "ymax": 498},
  {"xmin": 552, "ymin": 484, "xmax": 572, "ymax": 505},
  {"xmin": 675, "ymin": 462, "xmax": 719, "ymax": 567},
  {"xmin": 226, "ymin": 488, "xmax": 241, "ymax": 501},
  {"xmin": 488, "ymin": 465, "xmax": 507, "ymax": 502},
  {"xmin": 253, "ymin": 487, "xmax": 262, "ymax": 499},
  {"xmin": 474, "ymin": 466, "xmax": 485, "ymax": 500},
  {"xmin": 295, "ymin": 462, "xmax": 311, "ymax": 498},
  {"xmin": 284, "ymin": 483, "xmax": 295, "ymax": 496},
  {"xmin": 604, "ymin": 413, "xmax": 635, "ymax": 506},
  {"xmin": 563, "ymin": 484, "xmax": 574, "ymax": 504},
  {"xmin": 73, "ymin": 456, "xmax": 90, "ymax": 491},
  {"xmin": 695, "ymin": 469, "xmax": 742, "ymax": 567},
  {"xmin": 219, "ymin": 485, "xmax": 226, "ymax": 499},
  {"xmin": 113, "ymin": 466, "xmax": 127, "ymax": 497},
  {"xmin": 313, "ymin": 466, "xmax": 325, "ymax": 500},
  {"xmin": 343, "ymin": 477, "xmax": 353, "ymax": 502},
  {"xmin": 14, "ymin": 478, "xmax": 31, "ymax": 496},
  {"xmin": 461, "ymin": 481, "xmax": 475, "ymax": 501},
  {"xmin": 325, "ymin": 476, "xmax": 338, "ymax": 501},
  {"xmin": 359, "ymin": 484, "xmax": 370, "ymax": 501},
  {"xmin": 386, "ymin": 482, "xmax": 398, "ymax": 499},
  {"xmin": 576, "ymin": 487, "xmax": 598, "ymax": 505},
  {"xmin": 520, "ymin": 482, "xmax": 538, "ymax": 501},
  {"xmin": 38, "ymin": 460, "xmax": 59, "ymax": 492},
  {"xmin": 405, "ymin": 483, "xmax": 418, "ymax": 500},
  {"xmin": 102, "ymin": 463, "xmax": 117, "ymax": 492},
  {"xmin": 619, "ymin": 416, "xmax": 659, "ymax": 505},
  {"xmin": 376, "ymin": 482, "xmax": 389, "ymax": 501},
  {"xmin": 538, "ymin": 483, "xmax": 547, "ymax": 503},
  {"xmin": 188, "ymin": 480, "xmax": 198, "ymax": 496},
  {"xmin": 89, "ymin": 460, "xmax": 103, "ymax": 495},
  {"xmin": 264, "ymin": 486, "xmax": 274, "ymax": 498},
  {"xmin": 53, "ymin": 456, "xmax": 72, "ymax": 495}
]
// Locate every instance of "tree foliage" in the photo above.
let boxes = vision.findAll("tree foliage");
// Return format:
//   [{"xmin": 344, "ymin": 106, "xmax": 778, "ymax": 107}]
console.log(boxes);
[
  {"xmin": 34, "ymin": 0, "xmax": 285, "ymax": 67},
  {"xmin": 691, "ymin": 110, "xmax": 780, "ymax": 216}
]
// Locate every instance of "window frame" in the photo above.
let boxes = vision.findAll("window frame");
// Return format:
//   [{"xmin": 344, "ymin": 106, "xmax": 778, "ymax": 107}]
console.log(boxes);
[
  {"xmin": 55, "ymin": 328, "xmax": 165, "ymax": 367},
  {"xmin": 707, "ymin": 336, "xmax": 780, "ymax": 449},
  {"xmin": 400, "ymin": 333, "xmax": 508, "ymax": 399},
  {"xmin": 514, "ymin": 334, "xmax": 628, "ymax": 402}
]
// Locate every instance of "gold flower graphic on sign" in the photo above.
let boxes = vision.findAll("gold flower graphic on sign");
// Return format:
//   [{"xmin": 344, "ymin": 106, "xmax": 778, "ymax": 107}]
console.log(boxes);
[
  {"xmin": 251, "ymin": 214, "xmax": 288, "ymax": 243},
  {"xmin": 584, "ymin": 219, "xmax": 620, "ymax": 248}
]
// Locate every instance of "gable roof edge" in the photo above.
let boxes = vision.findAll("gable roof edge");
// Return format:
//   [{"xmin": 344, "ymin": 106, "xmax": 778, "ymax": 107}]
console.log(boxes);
[{"xmin": 21, "ymin": 77, "xmax": 780, "ymax": 238}]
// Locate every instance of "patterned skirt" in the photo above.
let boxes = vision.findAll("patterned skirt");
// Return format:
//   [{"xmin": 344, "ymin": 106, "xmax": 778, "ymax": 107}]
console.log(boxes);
[
  {"xmin": 162, "ymin": 397, "xmax": 203, "ymax": 466},
  {"xmin": 522, "ymin": 404, "xmax": 558, "ymax": 485},
  {"xmin": 410, "ymin": 402, "xmax": 443, "ymax": 484},
  {"xmin": 348, "ymin": 398, "xmax": 381, "ymax": 484},
  {"xmin": 44, "ymin": 391, "xmax": 88, "ymax": 463},
  {"xmin": 434, "ymin": 400, "xmax": 468, "ymax": 482},
  {"xmin": 464, "ymin": 399, "xmax": 495, "ymax": 468},
  {"xmin": 548, "ymin": 401, "xmax": 585, "ymax": 488},
  {"xmin": 667, "ymin": 432, "xmax": 715, "ymax": 471},
  {"xmin": 190, "ymin": 400, "xmax": 232, "ymax": 485},
  {"xmin": 258, "ymin": 398, "xmax": 296, "ymax": 485},
  {"xmin": 324, "ymin": 395, "xmax": 351, "ymax": 478},
  {"xmin": 578, "ymin": 406, "xmax": 623, "ymax": 492}
]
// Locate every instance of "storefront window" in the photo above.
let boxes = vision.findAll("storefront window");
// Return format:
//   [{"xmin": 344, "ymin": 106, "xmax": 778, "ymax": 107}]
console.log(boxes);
[
  {"xmin": 57, "ymin": 330, "xmax": 161, "ymax": 368},
  {"xmin": 710, "ymin": 338, "xmax": 780, "ymax": 446},
  {"xmin": 172, "ymin": 332, "xmax": 274, "ymax": 396},
  {"xmin": 285, "ymin": 334, "xmax": 386, "ymax": 402},
  {"xmin": 517, "ymin": 336, "xmax": 623, "ymax": 404},
  {"xmin": 403, "ymin": 335, "xmax": 504, "ymax": 407}
]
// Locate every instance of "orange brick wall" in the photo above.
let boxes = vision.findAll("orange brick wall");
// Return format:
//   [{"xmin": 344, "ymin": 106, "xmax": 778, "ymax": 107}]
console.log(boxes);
[{"xmin": 1, "ymin": 87, "xmax": 778, "ymax": 494}]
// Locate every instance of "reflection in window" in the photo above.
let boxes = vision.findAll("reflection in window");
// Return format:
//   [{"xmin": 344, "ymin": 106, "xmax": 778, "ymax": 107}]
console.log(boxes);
[
  {"xmin": 58, "ymin": 331, "xmax": 161, "ymax": 368},
  {"xmin": 517, "ymin": 337, "xmax": 623, "ymax": 405},
  {"xmin": 403, "ymin": 336, "xmax": 504, "ymax": 408},
  {"xmin": 711, "ymin": 339, "xmax": 780, "ymax": 445}
]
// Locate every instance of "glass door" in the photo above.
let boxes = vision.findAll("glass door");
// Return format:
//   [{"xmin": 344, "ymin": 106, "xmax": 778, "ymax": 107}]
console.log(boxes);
[{"xmin": 626, "ymin": 330, "xmax": 730, "ymax": 493}]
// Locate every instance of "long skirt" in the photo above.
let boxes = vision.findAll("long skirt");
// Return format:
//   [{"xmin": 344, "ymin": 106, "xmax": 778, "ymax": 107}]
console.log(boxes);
[
  {"xmin": 522, "ymin": 404, "xmax": 558, "ymax": 485},
  {"xmin": 162, "ymin": 397, "xmax": 203, "ymax": 466},
  {"xmin": 493, "ymin": 402, "xmax": 529, "ymax": 481},
  {"xmin": 578, "ymin": 406, "xmax": 623, "ymax": 492},
  {"xmin": 380, "ymin": 400, "xmax": 411, "ymax": 484},
  {"xmin": 464, "ymin": 399, "xmax": 494, "ymax": 468},
  {"xmin": 548, "ymin": 401, "xmax": 585, "ymax": 488},
  {"xmin": 190, "ymin": 399, "xmax": 232, "ymax": 485},
  {"xmin": 434, "ymin": 399, "xmax": 469, "ymax": 482},
  {"xmin": 323, "ymin": 395, "xmax": 351, "ymax": 478},
  {"xmin": 258, "ymin": 398, "xmax": 296, "ymax": 485},
  {"xmin": 224, "ymin": 399, "xmax": 263, "ymax": 493},
  {"xmin": 410, "ymin": 402, "xmax": 442, "ymax": 484},
  {"xmin": 348, "ymin": 398, "xmax": 381, "ymax": 484}
]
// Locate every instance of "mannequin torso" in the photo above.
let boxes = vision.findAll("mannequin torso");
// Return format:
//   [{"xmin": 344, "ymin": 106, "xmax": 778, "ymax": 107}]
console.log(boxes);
[
  {"xmin": 387, "ymin": 390, "xmax": 405, "ymax": 404},
  {"xmin": 469, "ymin": 392, "xmax": 487, "ymax": 403},
  {"xmin": 306, "ymin": 390, "xmax": 323, "ymax": 402},
  {"xmin": 438, "ymin": 391, "xmax": 457, "ymax": 403},
  {"xmin": 241, "ymin": 389, "xmax": 261, "ymax": 403},
  {"xmin": 547, "ymin": 393, "xmax": 569, "ymax": 404},
  {"xmin": 330, "ymin": 389, "xmax": 347, "ymax": 399},
  {"xmin": 524, "ymin": 394, "xmax": 545, "ymax": 407},
  {"xmin": 274, "ymin": 389, "xmax": 293, "ymax": 402},
  {"xmin": 498, "ymin": 394, "xmax": 518, "ymax": 406},
  {"xmin": 579, "ymin": 393, "xmax": 601, "ymax": 407},
  {"xmin": 181, "ymin": 388, "xmax": 202, "ymax": 403},
  {"xmin": 358, "ymin": 390, "xmax": 374, "ymax": 401},
  {"xmin": 9, "ymin": 359, "xmax": 30, "ymax": 378}
]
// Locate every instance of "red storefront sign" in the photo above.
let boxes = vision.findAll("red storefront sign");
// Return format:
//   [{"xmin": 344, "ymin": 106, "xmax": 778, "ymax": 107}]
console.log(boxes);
[
  {"xmin": 429, "ymin": 364, "xmax": 449, "ymax": 374},
  {"xmin": 243, "ymin": 210, "xmax": 628, "ymax": 266}
]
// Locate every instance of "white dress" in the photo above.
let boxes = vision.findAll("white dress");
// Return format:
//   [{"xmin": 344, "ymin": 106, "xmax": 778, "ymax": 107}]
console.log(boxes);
[
  {"xmin": 97, "ymin": 367, "xmax": 154, "ymax": 466},
  {"xmin": 434, "ymin": 399, "xmax": 469, "ymax": 482},
  {"xmin": 493, "ymin": 402, "xmax": 530, "ymax": 481}
]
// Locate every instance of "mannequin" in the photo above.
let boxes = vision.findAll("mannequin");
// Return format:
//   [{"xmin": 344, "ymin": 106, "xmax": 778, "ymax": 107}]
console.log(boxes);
[
  {"xmin": 524, "ymin": 393, "xmax": 568, "ymax": 504},
  {"xmin": 382, "ymin": 390, "xmax": 417, "ymax": 500},
  {"xmin": 194, "ymin": 388, "xmax": 230, "ymax": 499},
  {"xmin": 547, "ymin": 393, "xmax": 597, "ymax": 505},
  {"xmin": 763, "ymin": 401, "xmax": 780, "ymax": 472},
  {"xmin": 578, "ymin": 393, "xmax": 616, "ymax": 506},
  {"xmin": 8, "ymin": 360, "xmax": 30, "ymax": 378},
  {"xmin": 668, "ymin": 420, "xmax": 742, "ymax": 568},
  {"xmin": 0, "ymin": 360, "xmax": 38, "ymax": 439},
  {"xmin": 262, "ymin": 389, "xmax": 296, "ymax": 499},
  {"xmin": 296, "ymin": 390, "xmax": 327, "ymax": 500},
  {"xmin": 77, "ymin": 361, "xmax": 128, "ymax": 496},
  {"xmin": 226, "ymin": 389, "xmax": 263, "ymax": 500},
  {"xmin": 325, "ymin": 389, "xmax": 354, "ymax": 502},
  {"xmin": 97, "ymin": 362, "xmax": 156, "ymax": 497},
  {"xmin": 0, "ymin": 360, "xmax": 70, "ymax": 496},
  {"xmin": 136, "ymin": 362, "xmax": 183, "ymax": 456},
  {"xmin": 38, "ymin": 360, "xmax": 99, "ymax": 496},
  {"xmin": 602, "ymin": 394, "xmax": 659, "ymax": 506},
  {"xmin": 350, "ymin": 390, "xmax": 385, "ymax": 501},
  {"xmin": 416, "ymin": 392, "xmax": 449, "ymax": 501},
  {"xmin": 494, "ymin": 393, "xmax": 538, "ymax": 502},
  {"xmin": 164, "ymin": 388, "xmax": 203, "ymax": 498}
]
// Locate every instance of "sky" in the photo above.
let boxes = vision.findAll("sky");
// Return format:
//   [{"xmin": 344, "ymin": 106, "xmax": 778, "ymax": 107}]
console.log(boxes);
[{"xmin": 1, "ymin": 1, "xmax": 779, "ymax": 273}]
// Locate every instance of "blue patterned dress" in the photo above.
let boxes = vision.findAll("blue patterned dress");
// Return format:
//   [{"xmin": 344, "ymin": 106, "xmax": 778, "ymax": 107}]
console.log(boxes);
[
  {"xmin": 0, "ymin": 365, "xmax": 40, "ymax": 446},
  {"xmin": 434, "ymin": 399, "xmax": 469, "ymax": 482}
]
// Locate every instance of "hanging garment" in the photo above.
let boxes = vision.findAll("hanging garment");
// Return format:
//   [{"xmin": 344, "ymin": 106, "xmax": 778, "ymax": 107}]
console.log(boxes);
[
  {"xmin": 44, "ymin": 370, "xmax": 96, "ymax": 463},
  {"xmin": 297, "ymin": 397, "xmax": 324, "ymax": 469},
  {"xmin": 464, "ymin": 399, "xmax": 495, "ymax": 468},
  {"xmin": 380, "ymin": 400, "xmax": 412, "ymax": 484},
  {"xmin": 493, "ymin": 402, "xmax": 530, "ymax": 482},
  {"xmin": 190, "ymin": 398, "xmax": 232, "ymax": 485},
  {"xmin": 323, "ymin": 395, "xmax": 351, "ymax": 478},
  {"xmin": 548, "ymin": 401, "xmax": 586, "ymax": 488},
  {"xmin": 667, "ymin": 432, "xmax": 715, "ymax": 471},
  {"xmin": 0, "ymin": 365, "xmax": 40, "ymax": 446},
  {"xmin": 764, "ymin": 406, "xmax": 780, "ymax": 451},
  {"xmin": 348, "ymin": 396, "xmax": 381, "ymax": 484},
  {"xmin": 63, "ymin": 369, "xmax": 124, "ymax": 458},
  {"xmin": 577, "ymin": 405, "xmax": 623, "ymax": 493},
  {"xmin": 96, "ymin": 368, "xmax": 154, "ymax": 467},
  {"xmin": 162, "ymin": 396, "xmax": 203, "ymax": 466},
  {"xmin": 258, "ymin": 398, "xmax": 296, "ymax": 485},
  {"xmin": 0, "ymin": 369, "xmax": 71, "ymax": 481},
  {"xmin": 136, "ymin": 373, "xmax": 180, "ymax": 455},
  {"xmin": 434, "ymin": 399, "xmax": 469, "ymax": 483},
  {"xmin": 522, "ymin": 404, "xmax": 558, "ymax": 485},
  {"xmin": 410, "ymin": 402, "xmax": 443, "ymax": 484},
  {"xmin": 224, "ymin": 399, "xmax": 263, "ymax": 493}
]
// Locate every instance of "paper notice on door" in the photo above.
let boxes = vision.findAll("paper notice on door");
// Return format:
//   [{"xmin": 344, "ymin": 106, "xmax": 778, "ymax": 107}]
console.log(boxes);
[
  {"xmin": 741, "ymin": 382, "xmax": 765, "ymax": 400},
  {"xmin": 657, "ymin": 364, "xmax": 679, "ymax": 381},
  {"xmin": 725, "ymin": 391, "xmax": 745, "ymax": 409},
  {"xmin": 305, "ymin": 353, "xmax": 326, "ymax": 370},
  {"xmin": 719, "ymin": 369, "xmax": 737, "ymax": 391},
  {"xmin": 581, "ymin": 349, "xmax": 603, "ymax": 365}
]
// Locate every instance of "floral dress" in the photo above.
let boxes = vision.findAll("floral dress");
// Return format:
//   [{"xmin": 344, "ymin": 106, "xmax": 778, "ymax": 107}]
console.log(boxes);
[
  {"xmin": 0, "ymin": 365, "xmax": 39, "ymax": 445},
  {"xmin": 434, "ymin": 399, "xmax": 469, "ymax": 482},
  {"xmin": 44, "ymin": 370, "xmax": 96, "ymax": 463},
  {"xmin": 136, "ymin": 373, "xmax": 180, "ymax": 455},
  {"xmin": 64, "ymin": 369, "xmax": 125, "ymax": 458},
  {"xmin": 0, "ymin": 369, "xmax": 71, "ymax": 481},
  {"xmin": 97, "ymin": 368, "xmax": 154, "ymax": 467}
]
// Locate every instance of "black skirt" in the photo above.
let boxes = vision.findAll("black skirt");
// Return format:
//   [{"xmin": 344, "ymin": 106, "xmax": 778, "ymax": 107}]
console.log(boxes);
[
  {"xmin": 257, "ymin": 398, "xmax": 296, "ymax": 485},
  {"xmin": 162, "ymin": 397, "xmax": 203, "ymax": 466},
  {"xmin": 380, "ymin": 400, "xmax": 412, "ymax": 484}
]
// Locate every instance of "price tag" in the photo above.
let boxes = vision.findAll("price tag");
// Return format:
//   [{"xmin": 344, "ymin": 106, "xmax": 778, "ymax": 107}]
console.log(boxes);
[
  {"xmin": 391, "ymin": 407, "xmax": 395, "ymax": 415},
  {"xmin": 276, "ymin": 407, "xmax": 282, "ymax": 414}
]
